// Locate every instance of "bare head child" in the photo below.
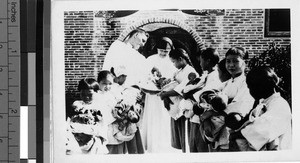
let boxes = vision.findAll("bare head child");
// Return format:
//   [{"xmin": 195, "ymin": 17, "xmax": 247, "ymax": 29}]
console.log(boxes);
[
  {"xmin": 77, "ymin": 78, "xmax": 100, "ymax": 104},
  {"xmin": 225, "ymin": 47, "xmax": 248, "ymax": 78},
  {"xmin": 199, "ymin": 48, "xmax": 220, "ymax": 72},
  {"xmin": 97, "ymin": 70, "xmax": 114, "ymax": 92},
  {"xmin": 127, "ymin": 108, "xmax": 140, "ymax": 123}
]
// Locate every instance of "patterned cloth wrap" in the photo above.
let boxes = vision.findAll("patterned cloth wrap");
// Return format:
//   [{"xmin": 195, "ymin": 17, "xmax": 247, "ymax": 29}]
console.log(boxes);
[
  {"xmin": 197, "ymin": 90, "xmax": 228, "ymax": 144},
  {"xmin": 68, "ymin": 102, "xmax": 108, "ymax": 154},
  {"xmin": 113, "ymin": 86, "xmax": 143, "ymax": 131}
]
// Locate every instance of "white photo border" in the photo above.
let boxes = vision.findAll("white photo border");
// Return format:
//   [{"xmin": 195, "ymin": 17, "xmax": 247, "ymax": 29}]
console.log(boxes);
[{"xmin": 51, "ymin": 0, "xmax": 300, "ymax": 162}]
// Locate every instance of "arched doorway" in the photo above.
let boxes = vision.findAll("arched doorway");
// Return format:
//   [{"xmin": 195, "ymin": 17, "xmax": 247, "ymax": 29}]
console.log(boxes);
[{"xmin": 141, "ymin": 27, "xmax": 202, "ymax": 75}]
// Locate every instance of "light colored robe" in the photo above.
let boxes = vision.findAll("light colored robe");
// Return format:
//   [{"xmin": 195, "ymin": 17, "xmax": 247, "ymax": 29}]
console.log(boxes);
[
  {"xmin": 241, "ymin": 93, "xmax": 292, "ymax": 151},
  {"xmin": 102, "ymin": 40, "xmax": 149, "ymax": 87}
]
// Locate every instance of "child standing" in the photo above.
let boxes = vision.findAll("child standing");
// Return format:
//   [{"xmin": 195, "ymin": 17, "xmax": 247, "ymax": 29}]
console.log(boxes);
[
  {"xmin": 95, "ymin": 70, "xmax": 126, "ymax": 154},
  {"xmin": 159, "ymin": 48, "xmax": 197, "ymax": 152},
  {"xmin": 219, "ymin": 47, "xmax": 255, "ymax": 151},
  {"xmin": 230, "ymin": 67, "xmax": 292, "ymax": 151},
  {"xmin": 96, "ymin": 70, "xmax": 117, "ymax": 125},
  {"xmin": 66, "ymin": 78, "xmax": 108, "ymax": 155},
  {"xmin": 222, "ymin": 47, "xmax": 254, "ymax": 115},
  {"xmin": 182, "ymin": 48, "xmax": 223, "ymax": 152},
  {"xmin": 103, "ymin": 69, "xmax": 144, "ymax": 154}
]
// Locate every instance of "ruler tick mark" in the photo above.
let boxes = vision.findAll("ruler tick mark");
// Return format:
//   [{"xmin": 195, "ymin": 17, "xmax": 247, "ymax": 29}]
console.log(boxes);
[{"xmin": 3, "ymin": 0, "xmax": 21, "ymax": 161}]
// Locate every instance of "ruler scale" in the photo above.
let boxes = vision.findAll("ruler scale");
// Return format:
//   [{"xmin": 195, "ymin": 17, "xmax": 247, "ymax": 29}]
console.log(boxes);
[{"xmin": 0, "ymin": 0, "xmax": 20, "ymax": 163}]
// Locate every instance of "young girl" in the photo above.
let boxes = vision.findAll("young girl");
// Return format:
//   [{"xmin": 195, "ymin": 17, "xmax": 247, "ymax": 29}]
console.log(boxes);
[
  {"xmin": 66, "ymin": 78, "xmax": 108, "ymax": 155},
  {"xmin": 101, "ymin": 69, "xmax": 144, "ymax": 154},
  {"xmin": 96, "ymin": 70, "xmax": 127, "ymax": 154},
  {"xmin": 222, "ymin": 47, "xmax": 254, "ymax": 114},
  {"xmin": 230, "ymin": 67, "xmax": 292, "ymax": 151},
  {"xmin": 182, "ymin": 48, "xmax": 223, "ymax": 153},
  {"xmin": 213, "ymin": 47, "xmax": 255, "ymax": 151},
  {"xmin": 159, "ymin": 48, "xmax": 197, "ymax": 152}
]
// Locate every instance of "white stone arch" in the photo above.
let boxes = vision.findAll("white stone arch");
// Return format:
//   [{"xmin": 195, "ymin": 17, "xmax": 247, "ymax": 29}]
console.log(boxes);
[{"xmin": 118, "ymin": 16, "xmax": 205, "ymax": 49}]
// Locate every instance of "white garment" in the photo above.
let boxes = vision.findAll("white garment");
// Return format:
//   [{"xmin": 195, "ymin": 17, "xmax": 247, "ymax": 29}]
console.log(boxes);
[
  {"xmin": 102, "ymin": 40, "xmax": 149, "ymax": 87},
  {"xmin": 141, "ymin": 54, "xmax": 177, "ymax": 153},
  {"xmin": 94, "ymin": 91, "xmax": 118, "ymax": 139},
  {"xmin": 141, "ymin": 94, "xmax": 174, "ymax": 153},
  {"xmin": 66, "ymin": 114, "xmax": 109, "ymax": 154},
  {"xmin": 173, "ymin": 64, "xmax": 198, "ymax": 96},
  {"xmin": 241, "ymin": 93, "xmax": 292, "ymax": 150},
  {"xmin": 146, "ymin": 54, "xmax": 177, "ymax": 79},
  {"xmin": 207, "ymin": 74, "xmax": 254, "ymax": 150},
  {"xmin": 192, "ymin": 68, "xmax": 223, "ymax": 103},
  {"xmin": 168, "ymin": 65, "xmax": 197, "ymax": 120},
  {"xmin": 110, "ymin": 83, "xmax": 125, "ymax": 102},
  {"xmin": 106, "ymin": 85, "xmax": 142, "ymax": 145},
  {"xmin": 189, "ymin": 68, "xmax": 223, "ymax": 124},
  {"xmin": 70, "ymin": 99, "xmax": 113, "ymax": 141},
  {"xmin": 222, "ymin": 74, "xmax": 255, "ymax": 116}
]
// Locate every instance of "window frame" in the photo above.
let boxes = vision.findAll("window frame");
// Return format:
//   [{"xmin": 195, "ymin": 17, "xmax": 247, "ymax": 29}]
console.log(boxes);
[{"xmin": 264, "ymin": 9, "xmax": 291, "ymax": 37}]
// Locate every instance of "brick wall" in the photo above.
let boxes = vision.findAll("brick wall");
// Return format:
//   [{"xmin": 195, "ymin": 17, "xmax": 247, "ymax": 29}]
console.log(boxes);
[
  {"xmin": 191, "ymin": 9, "xmax": 290, "ymax": 56},
  {"xmin": 64, "ymin": 9, "xmax": 291, "ymax": 97},
  {"xmin": 64, "ymin": 11, "xmax": 94, "ymax": 94}
]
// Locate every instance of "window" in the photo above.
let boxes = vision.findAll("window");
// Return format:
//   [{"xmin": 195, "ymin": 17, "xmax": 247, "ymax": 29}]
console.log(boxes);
[{"xmin": 265, "ymin": 9, "xmax": 290, "ymax": 37}]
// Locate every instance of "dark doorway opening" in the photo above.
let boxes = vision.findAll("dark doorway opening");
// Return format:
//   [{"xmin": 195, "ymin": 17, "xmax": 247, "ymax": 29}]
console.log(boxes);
[{"xmin": 140, "ymin": 27, "xmax": 202, "ymax": 75}]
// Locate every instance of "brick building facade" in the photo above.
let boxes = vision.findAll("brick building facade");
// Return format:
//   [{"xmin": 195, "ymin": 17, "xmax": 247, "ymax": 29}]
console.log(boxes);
[{"xmin": 64, "ymin": 9, "xmax": 291, "ymax": 97}]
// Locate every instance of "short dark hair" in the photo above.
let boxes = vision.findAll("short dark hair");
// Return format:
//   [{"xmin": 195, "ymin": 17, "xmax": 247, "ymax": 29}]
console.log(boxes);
[
  {"xmin": 225, "ymin": 47, "xmax": 248, "ymax": 59},
  {"xmin": 97, "ymin": 70, "xmax": 112, "ymax": 83},
  {"xmin": 246, "ymin": 66, "xmax": 279, "ymax": 91},
  {"xmin": 77, "ymin": 78, "xmax": 100, "ymax": 92},
  {"xmin": 218, "ymin": 59, "xmax": 227, "ymax": 73},
  {"xmin": 169, "ymin": 48, "xmax": 192, "ymax": 65},
  {"xmin": 218, "ymin": 58, "xmax": 231, "ymax": 80},
  {"xmin": 128, "ymin": 109, "xmax": 140, "ymax": 123},
  {"xmin": 200, "ymin": 48, "xmax": 220, "ymax": 66}
]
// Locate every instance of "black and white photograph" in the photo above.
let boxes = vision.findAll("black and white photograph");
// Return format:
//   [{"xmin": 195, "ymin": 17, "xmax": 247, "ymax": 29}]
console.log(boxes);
[{"xmin": 51, "ymin": 0, "xmax": 300, "ymax": 162}]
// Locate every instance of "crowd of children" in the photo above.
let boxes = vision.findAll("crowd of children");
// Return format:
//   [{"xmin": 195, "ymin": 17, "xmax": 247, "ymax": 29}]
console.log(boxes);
[{"xmin": 66, "ymin": 44, "xmax": 292, "ymax": 154}]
